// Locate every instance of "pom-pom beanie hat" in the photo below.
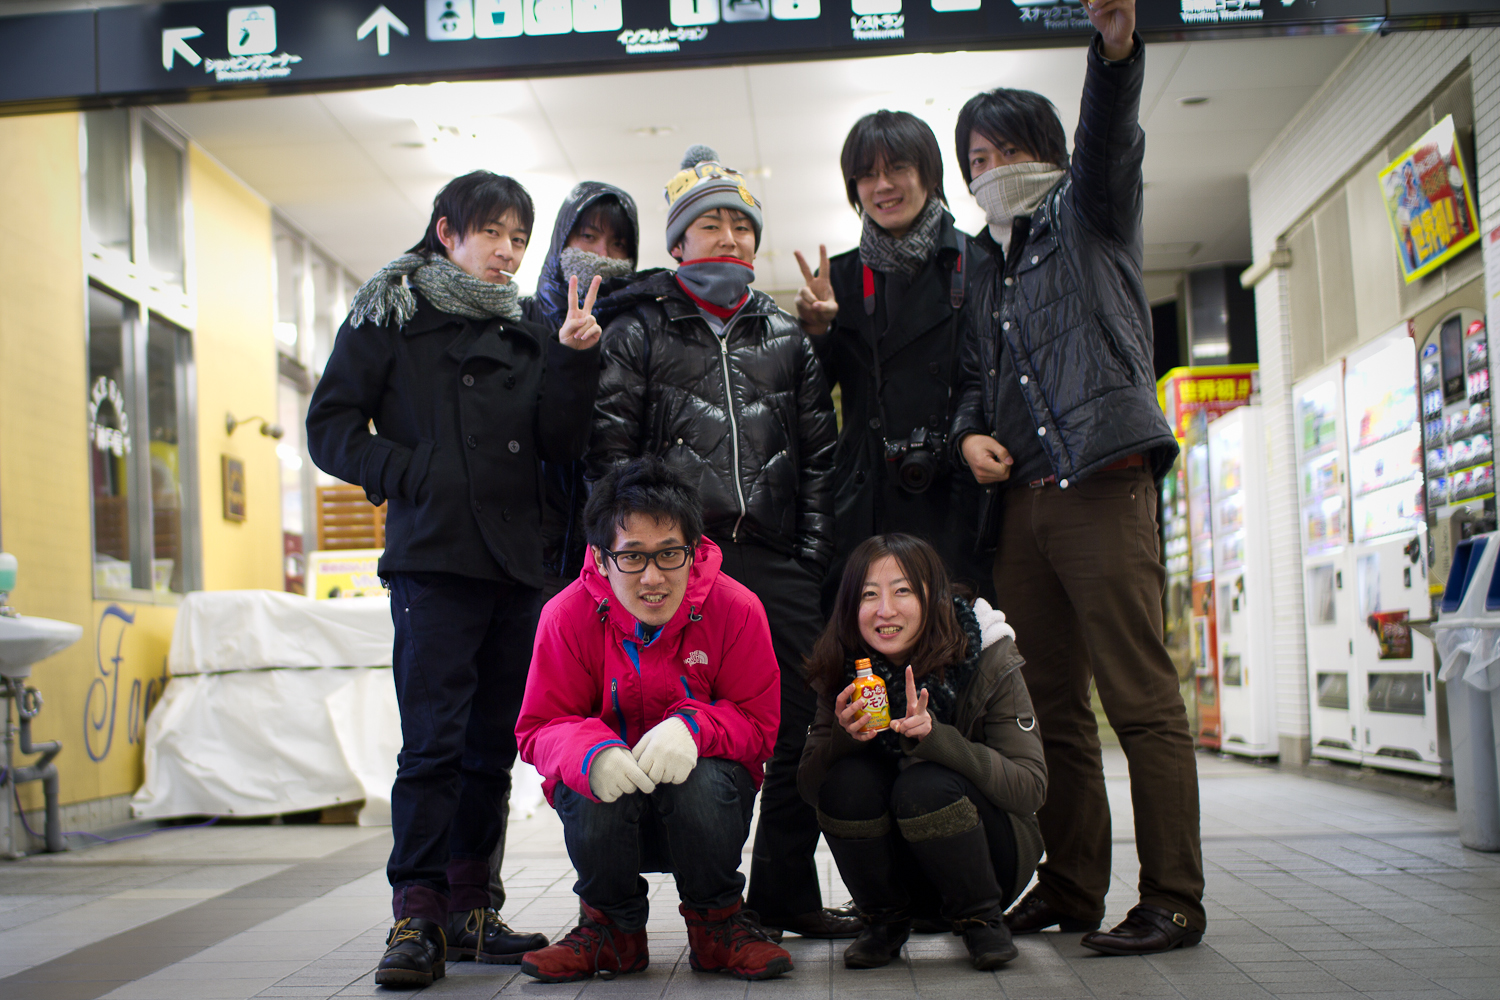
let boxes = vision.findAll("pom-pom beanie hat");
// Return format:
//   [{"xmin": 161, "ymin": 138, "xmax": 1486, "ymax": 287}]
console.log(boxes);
[{"xmin": 663, "ymin": 144, "xmax": 763, "ymax": 252}]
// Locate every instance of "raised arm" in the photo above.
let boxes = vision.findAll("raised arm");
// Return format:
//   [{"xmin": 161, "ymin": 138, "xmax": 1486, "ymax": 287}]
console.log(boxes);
[{"xmin": 1067, "ymin": 0, "xmax": 1145, "ymax": 246}]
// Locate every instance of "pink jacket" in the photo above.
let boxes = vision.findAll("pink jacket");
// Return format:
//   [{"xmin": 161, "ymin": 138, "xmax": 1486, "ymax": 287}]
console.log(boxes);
[{"xmin": 517, "ymin": 537, "xmax": 780, "ymax": 804}]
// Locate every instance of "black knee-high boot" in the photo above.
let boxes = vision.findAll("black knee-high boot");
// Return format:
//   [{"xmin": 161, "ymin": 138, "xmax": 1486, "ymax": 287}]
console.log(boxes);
[
  {"xmin": 899, "ymin": 799, "xmax": 1018, "ymax": 970},
  {"xmin": 819, "ymin": 811, "xmax": 911, "ymax": 970}
]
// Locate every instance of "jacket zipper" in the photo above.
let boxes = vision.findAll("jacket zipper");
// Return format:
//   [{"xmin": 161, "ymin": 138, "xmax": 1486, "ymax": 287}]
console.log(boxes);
[
  {"xmin": 610, "ymin": 678, "xmax": 628, "ymax": 742},
  {"xmin": 717, "ymin": 319, "xmax": 749, "ymax": 540}
]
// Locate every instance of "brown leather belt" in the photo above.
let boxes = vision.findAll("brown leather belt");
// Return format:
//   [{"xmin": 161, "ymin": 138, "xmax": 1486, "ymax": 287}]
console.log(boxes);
[{"xmin": 1028, "ymin": 453, "xmax": 1144, "ymax": 489}]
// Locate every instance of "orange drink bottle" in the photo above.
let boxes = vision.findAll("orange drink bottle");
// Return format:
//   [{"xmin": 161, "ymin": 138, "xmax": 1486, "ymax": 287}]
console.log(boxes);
[{"xmin": 852, "ymin": 658, "xmax": 891, "ymax": 733}]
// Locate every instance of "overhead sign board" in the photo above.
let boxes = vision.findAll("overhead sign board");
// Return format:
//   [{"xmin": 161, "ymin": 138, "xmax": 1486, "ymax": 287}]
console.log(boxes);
[{"xmin": 0, "ymin": 0, "xmax": 1488, "ymax": 110}]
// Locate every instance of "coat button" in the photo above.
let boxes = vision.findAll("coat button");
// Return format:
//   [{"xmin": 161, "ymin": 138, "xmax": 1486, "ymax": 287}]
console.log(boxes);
[
  {"xmin": 462, "ymin": 374, "xmax": 474, "ymax": 387},
  {"xmin": 1020, "ymin": 375, "xmax": 1029, "ymax": 385},
  {"xmin": 508, "ymin": 440, "xmax": 520, "ymax": 453},
  {"xmin": 1005, "ymin": 277, "xmax": 1015, "ymax": 286},
  {"xmin": 869, "ymin": 418, "xmax": 880, "ymax": 429},
  {"xmin": 991, "ymin": 311, "xmax": 999, "ymax": 319},
  {"xmin": 677, "ymin": 437, "xmax": 684, "ymax": 445},
  {"xmin": 989, "ymin": 368, "xmax": 997, "ymax": 377},
  {"xmin": 369, "ymin": 493, "xmax": 383, "ymax": 505},
  {"xmin": 1031, "ymin": 255, "xmax": 1039, "ymax": 264},
  {"xmin": 502, "ymin": 508, "xmax": 512, "ymax": 522},
  {"xmin": 467, "ymin": 435, "xmax": 477, "ymax": 448},
  {"xmin": 1060, "ymin": 479, "xmax": 1069, "ymax": 488},
  {"xmin": 1037, "ymin": 426, "xmax": 1047, "ymax": 436},
  {"xmin": 505, "ymin": 376, "xmax": 516, "ymax": 389},
  {"xmin": 1002, "ymin": 321, "xmax": 1011, "ymax": 330}
]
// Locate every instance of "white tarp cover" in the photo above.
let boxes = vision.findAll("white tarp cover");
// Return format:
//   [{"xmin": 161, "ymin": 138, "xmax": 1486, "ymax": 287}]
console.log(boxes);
[
  {"xmin": 1434, "ymin": 620, "xmax": 1500, "ymax": 690},
  {"xmin": 134, "ymin": 589, "xmax": 546, "ymax": 824},
  {"xmin": 169, "ymin": 590, "xmax": 393, "ymax": 675}
]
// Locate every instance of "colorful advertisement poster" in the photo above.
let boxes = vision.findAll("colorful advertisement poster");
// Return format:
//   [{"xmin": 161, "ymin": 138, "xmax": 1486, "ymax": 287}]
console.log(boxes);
[
  {"xmin": 1157, "ymin": 365, "xmax": 1258, "ymax": 442},
  {"xmin": 1378, "ymin": 115, "xmax": 1481, "ymax": 284},
  {"xmin": 306, "ymin": 549, "xmax": 384, "ymax": 599}
]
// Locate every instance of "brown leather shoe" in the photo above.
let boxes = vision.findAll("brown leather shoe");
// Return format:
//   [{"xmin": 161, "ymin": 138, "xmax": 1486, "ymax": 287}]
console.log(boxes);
[
  {"xmin": 1079, "ymin": 904, "xmax": 1203, "ymax": 956},
  {"xmin": 759, "ymin": 904, "xmax": 864, "ymax": 940},
  {"xmin": 1003, "ymin": 889, "xmax": 1101, "ymax": 935}
]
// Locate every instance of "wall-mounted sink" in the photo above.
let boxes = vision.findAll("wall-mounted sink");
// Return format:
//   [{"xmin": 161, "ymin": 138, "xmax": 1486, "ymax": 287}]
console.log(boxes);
[{"xmin": 0, "ymin": 615, "xmax": 83, "ymax": 679}]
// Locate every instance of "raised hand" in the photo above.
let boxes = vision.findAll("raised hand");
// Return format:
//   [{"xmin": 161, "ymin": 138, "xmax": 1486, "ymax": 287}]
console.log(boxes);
[
  {"xmin": 889, "ymin": 666, "xmax": 932, "ymax": 741},
  {"xmin": 558, "ymin": 274, "xmax": 603, "ymax": 350},
  {"xmin": 835, "ymin": 683, "xmax": 879, "ymax": 741},
  {"xmin": 1085, "ymin": 0, "xmax": 1136, "ymax": 61},
  {"xmin": 794, "ymin": 244, "xmax": 838, "ymax": 336}
]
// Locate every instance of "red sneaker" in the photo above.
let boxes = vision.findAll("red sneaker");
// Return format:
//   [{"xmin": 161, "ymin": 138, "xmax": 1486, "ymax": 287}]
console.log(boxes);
[
  {"xmin": 681, "ymin": 900, "xmax": 794, "ymax": 980},
  {"xmin": 520, "ymin": 902, "xmax": 649, "ymax": 983}
]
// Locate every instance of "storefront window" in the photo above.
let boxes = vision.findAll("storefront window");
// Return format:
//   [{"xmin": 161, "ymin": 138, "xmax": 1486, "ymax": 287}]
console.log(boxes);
[
  {"xmin": 147, "ymin": 315, "xmax": 190, "ymax": 594},
  {"xmin": 88, "ymin": 287, "xmax": 133, "ymax": 592},
  {"xmin": 274, "ymin": 224, "xmax": 303, "ymax": 357},
  {"xmin": 143, "ymin": 126, "xmax": 185, "ymax": 287},
  {"xmin": 84, "ymin": 110, "xmax": 131, "ymax": 258}
]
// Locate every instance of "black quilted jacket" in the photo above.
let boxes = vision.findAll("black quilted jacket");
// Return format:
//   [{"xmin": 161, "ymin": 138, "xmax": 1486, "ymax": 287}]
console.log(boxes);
[
  {"xmin": 951, "ymin": 35, "xmax": 1178, "ymax": 487},
  {"xmin": 588, "ymin": 270, "xmax": 838, "ymax": 570}
]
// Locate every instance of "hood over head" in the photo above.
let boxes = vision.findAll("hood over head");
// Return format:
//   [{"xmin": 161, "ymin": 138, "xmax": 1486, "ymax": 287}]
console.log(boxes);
[{"xmin": 535, "ymin": 181, "xmax": 642, "ymax": 329}]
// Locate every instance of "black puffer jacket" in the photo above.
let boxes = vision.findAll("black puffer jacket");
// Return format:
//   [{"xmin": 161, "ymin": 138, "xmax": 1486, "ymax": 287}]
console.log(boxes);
[
  {"xmin": 951, "ymin": 35, "xmax": 1178, "ymax": 489},
  {"xmin": 589, "ymin": 270, "xmax": 837, "ymax": 570}
]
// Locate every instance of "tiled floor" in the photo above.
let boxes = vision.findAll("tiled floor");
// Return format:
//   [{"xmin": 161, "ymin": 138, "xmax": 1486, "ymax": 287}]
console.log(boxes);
[{"xmin": 3, "ymin": 750, "xmax": 1499, "ymax": 1000}]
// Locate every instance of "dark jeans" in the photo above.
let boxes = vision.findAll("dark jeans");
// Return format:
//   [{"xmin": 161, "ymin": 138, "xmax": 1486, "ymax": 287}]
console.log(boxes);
[
  {"xmin": 553, "ymin": 757, "xmax": 757, "ymax": 932},
  {"xmin": 818, "ymin": 755, "xmax": 1017, "ymax": 918},
  {"xmin": 995, "ymin": 467, "xmax": 1205, "ymax": 927},
  {"xmin": 717, "ymin": 541, "xmax": 827, "ymax": 922},
  {"xmin": 387, "ymin": 571, "xmax": 539, "ymax": 924}
]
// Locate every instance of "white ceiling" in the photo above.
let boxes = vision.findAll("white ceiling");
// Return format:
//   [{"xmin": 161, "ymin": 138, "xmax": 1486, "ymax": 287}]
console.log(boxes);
[{"xmin": 155, "ymin": 31, "xmax": 1365, "ymax": 296}]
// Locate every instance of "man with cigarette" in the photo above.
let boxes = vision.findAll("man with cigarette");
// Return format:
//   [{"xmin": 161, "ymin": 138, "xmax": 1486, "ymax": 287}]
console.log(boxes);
[{"xmin": 308, "ymin": 170, "xmax": 604, "ymax": 987}]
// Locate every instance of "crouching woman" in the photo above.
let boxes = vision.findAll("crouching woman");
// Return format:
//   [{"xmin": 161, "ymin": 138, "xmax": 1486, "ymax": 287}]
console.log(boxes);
[{"xmin": 798, "ymin": 534, "xmax": 1046, "ymax": 971}]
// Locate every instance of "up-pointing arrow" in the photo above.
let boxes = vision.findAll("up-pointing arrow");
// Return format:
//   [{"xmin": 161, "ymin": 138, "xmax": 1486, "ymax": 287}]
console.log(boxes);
[
  {"xmin": 162, "ymin": 27, "xmax": 204, "ymax": 71},
  {"xmin": 357, "ymin": 5, "xmax": 409, "ymax": 57}
]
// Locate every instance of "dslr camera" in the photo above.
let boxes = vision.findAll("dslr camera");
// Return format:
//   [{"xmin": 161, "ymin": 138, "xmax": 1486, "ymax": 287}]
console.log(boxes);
[{"xmin": 885, "ymin": 426, "xmax": 946, "ymax": 494}]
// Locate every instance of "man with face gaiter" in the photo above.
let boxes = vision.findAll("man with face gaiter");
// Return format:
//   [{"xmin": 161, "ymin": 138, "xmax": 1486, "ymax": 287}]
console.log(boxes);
[
  {"xmin": 950, "ymin": 0, "xmax": 1204, "ymax": 958},
  {"xmin": 589, "ymin": 146, "xmax": 853, "ymax": 942}
]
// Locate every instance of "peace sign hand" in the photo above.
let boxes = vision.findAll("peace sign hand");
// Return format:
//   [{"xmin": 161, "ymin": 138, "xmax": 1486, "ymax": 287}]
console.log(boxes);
[
  {"xmin": 558, "ymin": 274, "xmax": 603, "ymax": 350},
  {"xmin": 888, "ymin": 666, "xmax": 932, "ymax": 741},
  {"xmin": 793, "ymin": 245, "xmax": 838, "ymax": 337}
]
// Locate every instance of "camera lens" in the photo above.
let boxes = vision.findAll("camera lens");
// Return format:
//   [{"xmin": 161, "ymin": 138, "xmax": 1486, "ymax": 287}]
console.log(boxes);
[{"xmin": 898, "ymin": 450, "xmax": 939, "ymax": 494}]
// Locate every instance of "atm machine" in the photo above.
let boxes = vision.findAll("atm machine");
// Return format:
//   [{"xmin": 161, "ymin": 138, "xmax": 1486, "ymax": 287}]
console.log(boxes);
[
  {"xmin": 1344, "ymin": 326, "xmax": 1442, "ymax": 775},
  {"xmin": 1208, "ymin": 405, "xmax": 1276, "ymax": 755},
  {"xmin": 1293, "ymin": 361, "xmax": 1361, "ymax": 763}
]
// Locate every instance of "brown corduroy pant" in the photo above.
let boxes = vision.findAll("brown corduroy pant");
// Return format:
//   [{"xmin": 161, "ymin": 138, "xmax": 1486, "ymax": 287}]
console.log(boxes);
[{"xmin": 993, "ymin": 466, "xmax": 1205, "ymax": 929}]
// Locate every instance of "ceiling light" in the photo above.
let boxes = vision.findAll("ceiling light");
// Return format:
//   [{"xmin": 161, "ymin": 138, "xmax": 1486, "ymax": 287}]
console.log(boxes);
[
  {"xmin": 631, "ymin": 125, "xmax": 675, "ymax": 136},
  {"xmin": 1177, "ymin": 96, "xmax": 1209, "ymax": 106}
]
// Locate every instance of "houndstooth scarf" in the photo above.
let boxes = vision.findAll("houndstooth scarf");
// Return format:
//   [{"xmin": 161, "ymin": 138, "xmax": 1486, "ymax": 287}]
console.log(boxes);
[
  {"xmin": 858, "ymin": 195, "xmax": 945, "ymax": 279},
  {"xmin": 348, "ymin": 253, "xmax": 521, "ymax": 328},
  {"xmin": 970, "ymin": 162, "xmax": 1066, "ymax": 256}
]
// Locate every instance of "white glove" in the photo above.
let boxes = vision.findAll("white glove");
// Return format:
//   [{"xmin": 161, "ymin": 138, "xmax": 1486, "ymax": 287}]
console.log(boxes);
[
  {"xmin": 588, "ymin": 746, "xmax": 656, "ymax": 803},
  {"xmin": 632, "ymin": 716, "xmax": 699, "ymax": 785},
  {"xmin": 973, "ymin": 598, "xmax": 1016, "ymax": 649}
]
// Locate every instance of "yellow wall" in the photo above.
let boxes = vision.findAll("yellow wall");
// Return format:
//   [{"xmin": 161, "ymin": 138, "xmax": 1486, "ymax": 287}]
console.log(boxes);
[
  {"xmin": 190, "ymin": 146, "xmax": 281, "ymax": 593},
  {"xmin": 0, "ymin": 121, "xmax": 281, "ymax": 813}
]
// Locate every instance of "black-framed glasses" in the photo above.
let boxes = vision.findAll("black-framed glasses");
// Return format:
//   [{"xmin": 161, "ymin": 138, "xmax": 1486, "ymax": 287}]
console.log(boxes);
[{"xmin": 600, "ymin": 545, "xmax": 694, "ymax": 574}]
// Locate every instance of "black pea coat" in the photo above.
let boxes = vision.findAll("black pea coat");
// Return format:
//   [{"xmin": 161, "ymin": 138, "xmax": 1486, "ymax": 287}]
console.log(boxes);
[
  {"xmin": 306, "ymin": 292, "xmax": 601, "ymax": 587},
  {"xmin": 817, "ymin": 210, "xmax": 995, "ymax": 600}
]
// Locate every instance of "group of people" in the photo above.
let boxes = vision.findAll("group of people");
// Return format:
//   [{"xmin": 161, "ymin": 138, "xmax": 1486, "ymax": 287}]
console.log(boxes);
[{"xmin": 305, "ymin": 0, "xmax": 1206, "ymax": 990}]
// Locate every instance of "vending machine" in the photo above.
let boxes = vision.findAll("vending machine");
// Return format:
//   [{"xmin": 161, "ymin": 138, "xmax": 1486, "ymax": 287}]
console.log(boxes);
[
  {"xmin": 1418, "ymin": 308, "xmax": 1493, "ymax": 585},
  {"xmin": 1185, "ymin": 412, "xmax": 1220, "ymax": 750},
  {"xmin": 1293, "ymin": 361, "xmax": 1361, "ymax": 764},
  {"xmin": 1344, "ymin": 326, "xmax": 1443, "ymax": 775},
  {"xmin": 1207, "ymin": 406, "xmax": 1276, "ymax": 755}
]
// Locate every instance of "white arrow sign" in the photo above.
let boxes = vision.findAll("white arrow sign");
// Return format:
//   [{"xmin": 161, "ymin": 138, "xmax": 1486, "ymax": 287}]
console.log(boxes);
[
  {"xmin": 162, "ymin": 27, "xmax": 204, "ymax": 71},
  {"xmin": 357, "ymin": 5, "xmax": 409, "ymax": 56}
]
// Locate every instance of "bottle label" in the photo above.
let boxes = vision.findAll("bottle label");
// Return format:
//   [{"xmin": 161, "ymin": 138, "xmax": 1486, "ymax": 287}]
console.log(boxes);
[{"xmin": 855, "ymin": 676, "xmax": 891, "ymax": 731}]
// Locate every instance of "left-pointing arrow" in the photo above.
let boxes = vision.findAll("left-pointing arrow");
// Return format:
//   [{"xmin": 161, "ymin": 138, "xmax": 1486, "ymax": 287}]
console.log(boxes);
[{"xmin": 162, "ymin": 27, "xmax": 204, "ymax": 71}]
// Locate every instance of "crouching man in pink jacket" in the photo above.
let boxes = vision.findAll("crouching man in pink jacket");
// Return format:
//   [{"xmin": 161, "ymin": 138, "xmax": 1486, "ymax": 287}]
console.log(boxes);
[{"xmin": 516, "ymin": 456, "xmax": 792, "ymax": 983}]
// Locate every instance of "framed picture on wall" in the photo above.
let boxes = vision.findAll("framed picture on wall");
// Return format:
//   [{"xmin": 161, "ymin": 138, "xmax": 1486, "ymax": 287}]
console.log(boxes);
[
  {"xmin": 222, "ymin": 455, "xmax": 246, "ymax": 522},
  {"xmin": 1378, "ymin": 114, "xmax": 1481, "ymax": 283}
]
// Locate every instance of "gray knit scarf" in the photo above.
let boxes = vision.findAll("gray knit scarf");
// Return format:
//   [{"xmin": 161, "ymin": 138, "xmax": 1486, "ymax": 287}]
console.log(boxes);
[
  {"xmin": 348, "ymin": 253, "xmax": 521, "ymax": 328},
  {"xmin": 858, "ymin": 195, "xmax": 945, "ymax": 279}
]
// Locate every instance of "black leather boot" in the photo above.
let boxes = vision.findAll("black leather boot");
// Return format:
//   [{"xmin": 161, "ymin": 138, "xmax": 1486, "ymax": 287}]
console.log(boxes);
[
  {"xmin": 375, "ymin": 917, "xmax": 446, "ymax": 988},
  {"xmin": 903, "ymin": 812, "xmax": 1017, "ymax": 969},
  {"xmin": 843, "ymin": 911, "xmax": 913, "ymax": 969},
  {"xmin": 822, "ymin": 824, "xmax": 910, "ymax": 969},
  {"xmin": 447, "ymin": 907, "xmax": 549, "ymax": 964}
]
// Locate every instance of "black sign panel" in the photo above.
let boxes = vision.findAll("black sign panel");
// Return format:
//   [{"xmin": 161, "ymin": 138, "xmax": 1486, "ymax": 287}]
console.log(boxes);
[{"xmin": 0, "ymin": 0, "xmax": 1459, "ymax": 109}]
